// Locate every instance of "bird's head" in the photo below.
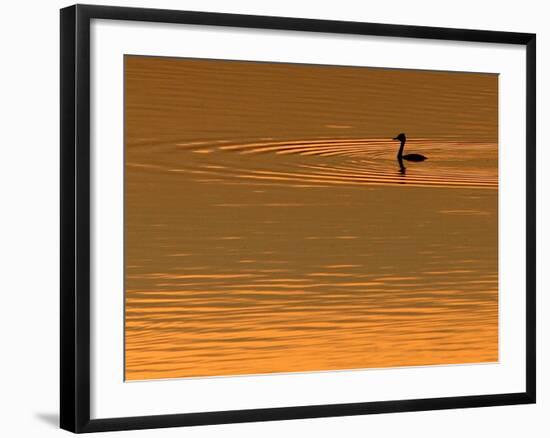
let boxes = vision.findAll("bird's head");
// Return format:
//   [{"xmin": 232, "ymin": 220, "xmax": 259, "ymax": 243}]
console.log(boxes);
[{"xmin": 393, "ymin": 133, "xmax": 406, "ymax": 142}]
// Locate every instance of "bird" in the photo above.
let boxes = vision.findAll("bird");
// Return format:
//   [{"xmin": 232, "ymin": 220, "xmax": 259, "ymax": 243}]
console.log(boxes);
[{"xmin": 393, "ymin": 133, "xmax": 427, "ymax": 162}]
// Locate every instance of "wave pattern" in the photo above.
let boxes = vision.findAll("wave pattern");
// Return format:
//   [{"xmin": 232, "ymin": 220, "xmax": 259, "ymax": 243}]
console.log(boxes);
[
  {"xmin": 127, "ymin": 137, "xmax": 497, "ymax": 190},
  {"xmin": 124, "ymin": 57, "xmax": 499, "ymax": 381},
  {"xmin": 124, "ymin": 136, "xmax": 499, "ymax": 380},
  {"xmin": 126, "ymin": 267, "xmax": 498, "ymax": 379}
]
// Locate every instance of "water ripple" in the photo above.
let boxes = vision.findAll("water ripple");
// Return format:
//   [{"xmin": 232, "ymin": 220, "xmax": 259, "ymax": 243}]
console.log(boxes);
[{"xmin": 128, "ymin": 136, "xmax": 497, "ymax": 189}]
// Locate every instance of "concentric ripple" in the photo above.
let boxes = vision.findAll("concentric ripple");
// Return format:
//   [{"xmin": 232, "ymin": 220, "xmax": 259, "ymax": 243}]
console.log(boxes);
[{"xmin": 127, "ymin": 136, "xmax": 497, "ymax": 190}]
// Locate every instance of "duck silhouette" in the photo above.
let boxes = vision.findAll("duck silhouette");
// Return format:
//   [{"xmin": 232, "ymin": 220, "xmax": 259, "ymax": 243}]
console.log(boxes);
[{"xmin": 393, "ymin": 133, "xmax": 427, "ymax": 162}]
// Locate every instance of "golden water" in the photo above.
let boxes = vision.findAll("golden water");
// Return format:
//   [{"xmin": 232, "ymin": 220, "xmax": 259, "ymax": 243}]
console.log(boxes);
[{"xmin": 124, "ymin": 56, "xmax": 498, "ymax": 380}]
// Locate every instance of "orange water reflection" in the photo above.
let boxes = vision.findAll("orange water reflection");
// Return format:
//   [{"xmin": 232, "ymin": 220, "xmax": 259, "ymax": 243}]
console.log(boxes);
[{"xmin": 125, "ymin": 56, "xmax": 498, "ymax": 381}]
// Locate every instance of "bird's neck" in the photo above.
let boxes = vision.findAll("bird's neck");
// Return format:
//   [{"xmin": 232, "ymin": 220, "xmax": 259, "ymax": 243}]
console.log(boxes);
[{"xmin": 397, "ymin": 139, "xmax": 406, "ymax": 158}]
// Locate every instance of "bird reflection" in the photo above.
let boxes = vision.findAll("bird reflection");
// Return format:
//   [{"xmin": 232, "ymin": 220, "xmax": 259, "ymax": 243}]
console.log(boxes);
[{"xmin": 398, "ymin": 155, "xmax": 406, "ymax": 175}]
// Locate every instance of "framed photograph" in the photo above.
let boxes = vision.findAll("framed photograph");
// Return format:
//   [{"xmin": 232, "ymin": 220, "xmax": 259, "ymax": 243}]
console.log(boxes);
[{"xmin": 60, "ymin": 4, "xmax": 536, "ymax": 433}]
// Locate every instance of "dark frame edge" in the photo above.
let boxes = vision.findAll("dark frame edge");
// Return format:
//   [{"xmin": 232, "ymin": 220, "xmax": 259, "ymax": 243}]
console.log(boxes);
[
  {"xmin": 76, "ymin": 3, "xmax": 534, "ymax": 44},
  {"xmin": 60, "ymin": 5, "xmax": 78, "ymax": 433},
  {"xmin": 81, "ymin": 393, "xmax": 533, "ymax": 433},
  {"xmin": 525, "ymin": 34, "xmax": 536, "ymax": 403},
  {"xmin": 61, "ymin": 4, "xmax": 93, "ymax": 433}
]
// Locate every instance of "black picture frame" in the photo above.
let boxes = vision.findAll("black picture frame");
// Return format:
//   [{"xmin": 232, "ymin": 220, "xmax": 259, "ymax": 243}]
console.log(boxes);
[{"xmin": 60, "ymin": 4, "xmax": 536, "ymax": 433}]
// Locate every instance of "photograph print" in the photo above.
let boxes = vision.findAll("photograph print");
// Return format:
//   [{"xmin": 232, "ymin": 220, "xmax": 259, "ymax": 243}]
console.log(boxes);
[{"xmin": 124, "ymin": 55, "xmax": 498, "ymax": 381}]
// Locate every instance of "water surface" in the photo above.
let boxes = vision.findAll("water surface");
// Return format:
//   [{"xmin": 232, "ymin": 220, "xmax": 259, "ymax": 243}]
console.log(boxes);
[{"xmin": 124, "ymin": 56, "xmax": 498, "ymax": 380}]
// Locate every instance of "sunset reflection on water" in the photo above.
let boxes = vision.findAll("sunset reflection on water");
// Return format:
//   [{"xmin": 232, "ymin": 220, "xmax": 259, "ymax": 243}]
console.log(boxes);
[{"xmin": 124, "ymin": 56, "xmax": 498, "ymax": 380}]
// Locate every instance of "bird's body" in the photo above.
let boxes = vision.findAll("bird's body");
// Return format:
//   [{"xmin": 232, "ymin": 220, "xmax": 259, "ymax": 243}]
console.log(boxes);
[{"xmin": 402, "ymin": 153, "xmax": 427, "ymax": 162}]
